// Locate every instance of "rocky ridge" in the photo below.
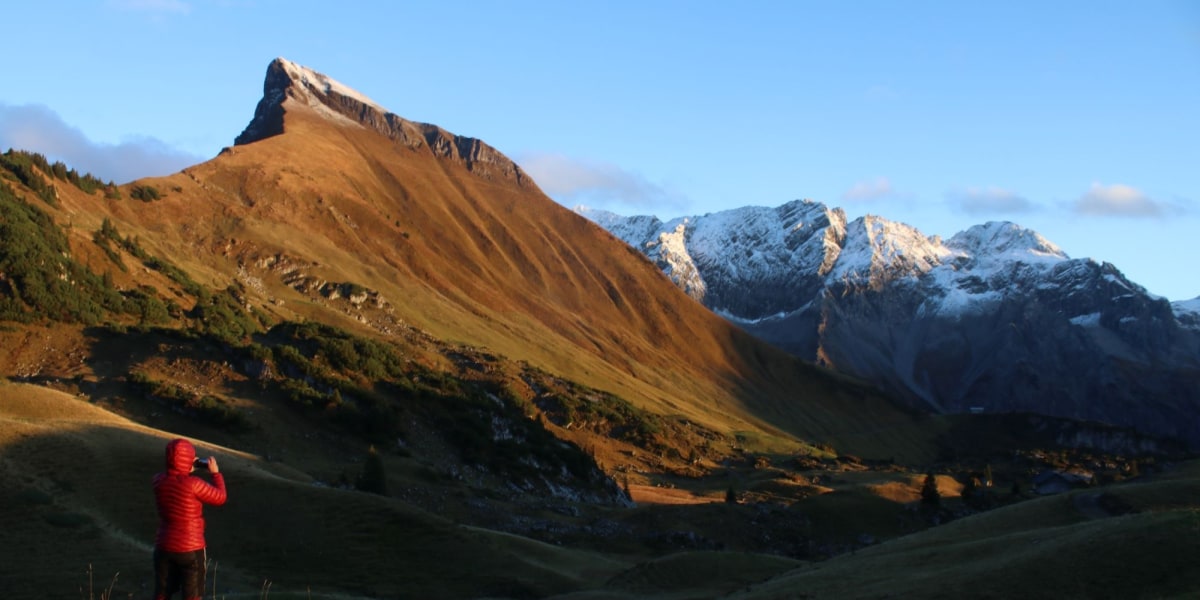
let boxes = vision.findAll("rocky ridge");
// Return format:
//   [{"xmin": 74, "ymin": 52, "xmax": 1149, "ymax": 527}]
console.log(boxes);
[
  {"xmin": 235, "ymin": 58, "xmax": 530, "ymax": 184},
  {"xmin": 581, "ymin": 200, "xmax": 1200, "ymax": 448}
]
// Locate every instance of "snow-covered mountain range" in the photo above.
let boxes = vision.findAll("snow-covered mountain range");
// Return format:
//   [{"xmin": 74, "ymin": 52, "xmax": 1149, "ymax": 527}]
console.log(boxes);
[{"xmin": 581, "ymin": 200, "xmax": 1200, "ymax": 448}]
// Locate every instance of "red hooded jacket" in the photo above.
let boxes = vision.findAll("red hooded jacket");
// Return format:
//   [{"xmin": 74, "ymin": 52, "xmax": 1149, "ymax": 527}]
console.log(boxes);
[{"xmin": 153, "ymin": 438, "xmax": 227, "ymax": 552}]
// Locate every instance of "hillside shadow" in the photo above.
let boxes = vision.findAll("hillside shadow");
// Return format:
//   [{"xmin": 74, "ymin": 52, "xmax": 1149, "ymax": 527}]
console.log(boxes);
[
  {"xmin": 721, "ymin": 345, "xmax": 939, "ymax": 465},
  {"xmin": 82, "ymin": 326, "xmax": 232, "ymax": 382},
  {"xmin": 0, "ymin": 409, "xmax": 619, "ymax": 599}
]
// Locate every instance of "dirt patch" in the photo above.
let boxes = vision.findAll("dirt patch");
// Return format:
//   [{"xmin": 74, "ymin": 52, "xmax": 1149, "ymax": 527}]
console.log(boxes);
[{"xmin": 0, "ymin": 324, "xmax": 91, "ymax": 379}]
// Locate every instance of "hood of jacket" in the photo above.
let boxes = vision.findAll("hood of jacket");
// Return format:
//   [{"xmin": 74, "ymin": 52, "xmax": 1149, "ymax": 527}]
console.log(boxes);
[{"xmin": 164, "ymin": 438, "xmax": 197, "ymax": 475}]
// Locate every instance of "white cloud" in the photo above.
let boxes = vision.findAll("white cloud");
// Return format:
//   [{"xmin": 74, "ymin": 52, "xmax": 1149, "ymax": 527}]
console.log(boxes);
[
  {"xmin": 518, "ymin": 152, "xmax": 686, "ymax": 213},
  {"xmin": 841, "ymin": 177, "xmax": 896, "ymax": 202},
  {"xmin": 0, "ymin": 103, "xmax": 205, "ymax": 184},
  {"xmin": 1072, "ymin": 183, "xmax": 1168, "ymax": 217},
  {"xmin": 948, "ymin": 186, "xmax": 1036, "ymax": 215}
]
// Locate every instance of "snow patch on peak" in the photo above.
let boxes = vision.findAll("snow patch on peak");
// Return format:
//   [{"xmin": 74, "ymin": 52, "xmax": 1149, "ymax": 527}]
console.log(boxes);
[
  {"xmin": 275, "ymin": 57, "xmax": 384, "ymax": 112},
  {"xmin": 947, "ymin": 221, "xmax": 1068, "ymax": 267},
  {"xmin": 829, "ymin": 215, "xmax": 955, "ymax": 282},
  {"xmin": 573, "ymin": 205, "xmax": 626, "ymax": 228},
  {"xmin": 655, "ymin": 220, "xmax": 705, "ymax": 296},
  {"xmin": 236, "ymin": 57, "xmax": 381, "ymax": 145},
  {"xmin": 1175, "ymin": 297, "xmax": 1200, "ymax": 313},
  {"xmin": 574, "ymin": 206, "xmax": 662, "ymax": 249},
  {"xmin": 1174, "ymin": 297, "xmax": 1200, "ymax": 330}
]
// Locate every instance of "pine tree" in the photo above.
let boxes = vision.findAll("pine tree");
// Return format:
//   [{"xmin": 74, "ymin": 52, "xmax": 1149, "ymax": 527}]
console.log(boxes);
[
  {"xmin": 355, "ymin": 445, "xmax": 388, "ymax": 496},
  {"xmin": 921, "ymin": 472, "xmax": 940, "ymax": 508},
  {"xmin": 961, "ymin": 475, "xmax": 978, "ymax": 508}
]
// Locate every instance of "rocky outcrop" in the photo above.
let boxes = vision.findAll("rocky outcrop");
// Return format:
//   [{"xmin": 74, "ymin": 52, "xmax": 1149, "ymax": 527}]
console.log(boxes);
[
  {"xmin": 582, "ymin": 201, "xmax": 1200, "ymax": 449},
  {"xmin": 235, "ymin": 58, "xmax": 530, "ymax": 185}
]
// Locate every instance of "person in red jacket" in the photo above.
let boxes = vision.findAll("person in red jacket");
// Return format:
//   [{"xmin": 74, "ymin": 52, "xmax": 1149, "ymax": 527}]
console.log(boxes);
[{"xmin": 152, "ymin": 438, "xmax": 227, "ymax": 600}]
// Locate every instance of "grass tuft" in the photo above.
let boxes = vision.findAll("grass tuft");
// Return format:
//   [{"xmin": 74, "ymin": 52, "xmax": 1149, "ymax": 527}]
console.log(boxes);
[{"xmin": 79, "ymin": 564, "xmax": 119, "ymax": 600}]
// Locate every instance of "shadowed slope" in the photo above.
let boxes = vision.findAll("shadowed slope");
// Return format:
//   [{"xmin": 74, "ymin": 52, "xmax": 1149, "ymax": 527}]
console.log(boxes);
[
  {"xmin": 0, "ymin": 382, "xmax": 628, "ymax": 598},
  {"xmin": 726, "ymin": 463, "xmax": 1200, "ymax": 600}
]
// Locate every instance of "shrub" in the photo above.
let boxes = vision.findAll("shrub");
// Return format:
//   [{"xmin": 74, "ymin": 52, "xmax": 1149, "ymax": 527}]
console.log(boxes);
[
  {"xmin": 188, "ymin": 285, "xmax": 261, "ymax": 343},
  {"xmin": 0, "ymin": 149, "xmax": 58, "ymax": 206},
  {"xmin": 129, "ymin": 184, "xmax": 161, "ymax": 201},
  {"xmin": 921, "ymin": 472, "xmax": 940, "ymax": 508},
  {"xmin": 535, "ymin": 388, "xmax": 662, "ymax": 446},
  {"xmin": 0, "ymin": 181, "xmax": 119, "ymax": 323},
  {"xmin": 355, "ymin": 445, "xmax": 388, "ymax": 495},
  {"xmin": 92, "ymin": 219, "xmax": 127, "ymax": 270},
  {"xmin": 272, "ymin": 321, "xmax": 407, "ymax": 382},
  {"xmin": 122, "ymin": 286, "xmax": 171, "ymax": 324},
  {"xmin": 128, "ymin": 371, "xmax": 251, "ymax": 432},
  {"xmin": 1, "ymin": 149, "xmax": 107, "ymax": 194}
]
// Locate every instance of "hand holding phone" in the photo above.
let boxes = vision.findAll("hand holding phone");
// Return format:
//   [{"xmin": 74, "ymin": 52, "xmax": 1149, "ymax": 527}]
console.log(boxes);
[{"xmin": 194, "ymin": 456, "xmax": 220, "ymax": 474}]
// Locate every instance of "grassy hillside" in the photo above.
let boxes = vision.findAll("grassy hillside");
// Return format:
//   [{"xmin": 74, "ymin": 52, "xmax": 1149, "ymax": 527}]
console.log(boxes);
[{"xmin": 724, "ymin": 461, "xmax": 1200, "ymax": 600}]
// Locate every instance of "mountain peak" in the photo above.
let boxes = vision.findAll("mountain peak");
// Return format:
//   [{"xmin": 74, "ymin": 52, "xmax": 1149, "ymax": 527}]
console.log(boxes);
[
  {"xmin": 233, "ymin": 58, "xmax": 304, "ymax": 145},
  {"xmin": 275, "ymin": 57, "xmax": 384, "ymax": 111},
  {"xmin": 825, "ymin": 215, "xmax": 952, "ymax": 283},
  {"xmin": 947, "ymin": 221, "xmax": 1068, "ymax": 266},
  {"xmin": 234, "ymin": 57, "xmax": 530, "ymax": 184},
  {"xmin": 235, "ymin": 57, "xmax": 387, "ymax": 145}
]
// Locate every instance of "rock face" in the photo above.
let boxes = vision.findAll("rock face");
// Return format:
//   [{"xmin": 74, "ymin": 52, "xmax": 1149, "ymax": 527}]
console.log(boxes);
[
  {"xmin": 236, "ymin": 58, "xmax": 530, "ymax": 184},
  {"xmin": 581, "ymin": 200, "xmax": 1200, "ymax": 448}
]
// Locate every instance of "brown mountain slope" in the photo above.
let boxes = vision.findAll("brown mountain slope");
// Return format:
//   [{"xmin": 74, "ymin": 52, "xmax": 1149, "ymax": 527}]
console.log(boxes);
[{"xmin": 43, "ymin": 58, "xmax": 932, "ymax": 461}]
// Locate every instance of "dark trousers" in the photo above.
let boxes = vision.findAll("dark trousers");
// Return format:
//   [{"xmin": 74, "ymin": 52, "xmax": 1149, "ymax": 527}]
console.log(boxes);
[{"xmin": 153, "ymin": 547, "xmax": 206, "ymax": 600}]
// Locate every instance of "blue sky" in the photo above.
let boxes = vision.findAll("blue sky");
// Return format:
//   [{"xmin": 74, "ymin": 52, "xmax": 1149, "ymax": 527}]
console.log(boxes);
[{"xmin": 2, "ymin": 1, "xmax": 1197, "ymax": 300}]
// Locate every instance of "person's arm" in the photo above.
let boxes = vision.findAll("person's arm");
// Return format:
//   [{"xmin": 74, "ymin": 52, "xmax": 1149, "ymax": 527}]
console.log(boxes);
[{"xmin": 192, "ymin": 456, "xmax": 227, "ymax": 506}]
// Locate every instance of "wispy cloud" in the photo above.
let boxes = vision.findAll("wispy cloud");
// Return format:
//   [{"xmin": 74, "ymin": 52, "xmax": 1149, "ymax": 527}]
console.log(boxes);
[
  {"xmin": 1072, "ymin": 183, "xmax": 1171, "ymax": 217},
  {"xmin": 841, "ymin": 177, "xmax": 897, "ymax": 202},
  {"xmin": 518, "ymin": 152, "xmax": 687, "ymax": 213},
  {"xmin": 0, "ymin": 103, "xmax": 205, "ymax": 183},
  {"xmin": 947, "ymin": 186, "xmax": 1036, "ymax": 216}
]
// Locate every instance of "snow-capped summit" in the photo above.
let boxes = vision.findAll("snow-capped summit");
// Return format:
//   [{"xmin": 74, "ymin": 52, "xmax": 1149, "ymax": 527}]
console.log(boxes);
[
  {"xmin": 946, "ymin": 221, "xmax": 1068, "ymax": 267},
  {"xmin": 828, "ymin": 215, "xmax": 955, "ymax": 285},
  {"xmin": 583, "ymin": 201, "xmax": 1200, "ymax": 448},
  {"xmin": 578, "ymin": 199, "xmax": 848, "ymax": 314},
  {"xmin": 273, "ymin": 57, "xmax": 385, "ymax": 113},
  {"xmin": 236, "ymin": 57, "xmax": 392, "ymax": 145}
]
